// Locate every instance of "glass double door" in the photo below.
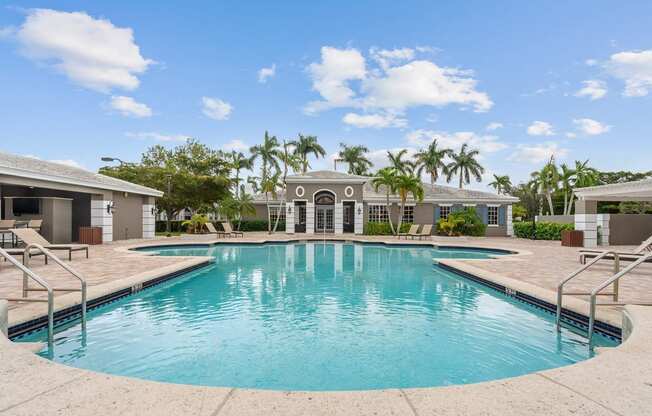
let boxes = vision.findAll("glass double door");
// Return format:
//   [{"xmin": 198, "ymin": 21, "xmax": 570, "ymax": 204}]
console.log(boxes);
[{"xmin": 315, "ymin": 205, "xmax": 334, "ymax": 232}]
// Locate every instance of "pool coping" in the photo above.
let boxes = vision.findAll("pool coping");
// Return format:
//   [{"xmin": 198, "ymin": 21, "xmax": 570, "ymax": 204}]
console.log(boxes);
[{"xmin": 2, "ymin": 237, "xmax": 651, "ymax": 414}]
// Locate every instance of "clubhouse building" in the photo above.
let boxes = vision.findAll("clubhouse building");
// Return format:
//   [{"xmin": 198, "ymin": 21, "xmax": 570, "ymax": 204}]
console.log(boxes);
[{"xmin": 250, "ymin": 171, "xmax": 518, "ymax": 236}]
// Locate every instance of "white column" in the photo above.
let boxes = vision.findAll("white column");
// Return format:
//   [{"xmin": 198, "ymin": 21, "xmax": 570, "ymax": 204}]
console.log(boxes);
[
  {"xmin": 506, "ymin": 205, "xmax": 514, "ymax": 237},
  {"xmin": 285, "ymin": 202, "xmax": 295, "ymax": 234},
  {"xmin": 354, "ymin": 202, "xmax": 364, "ymax": 234},
  {"xmin": 575, "ymin": 214, "xmax": 597, "ymax": 248},
  {"xmin": 306, "ymin": 202, "xmax": 315, "ymax": 234},
  {"xmin": 334, "ymin": 202, "xmax": 343, "ymax": 234},
  {"xmin": 596, "ymin": 214, "xmax": 610, "ymax": 246},
  {"xmin": 91, "ymin": 199, "xmax": 113, "ymax": 243},
  {"xmin": 142, "ymin": 203, "xmax": 155, "ymax": 239}
]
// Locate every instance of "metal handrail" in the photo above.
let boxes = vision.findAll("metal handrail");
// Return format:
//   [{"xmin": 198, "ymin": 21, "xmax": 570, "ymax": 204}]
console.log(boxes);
[
  {"xmin": 0, "ymin": 247, "xmax": 54, "ymax": 344},
  {"xmin": 23, "ymin": 243, "xmax": 87, "ymax": 329},
  {"xmin": 556, "ymin": 250, "xmax": 620, "ymax": 332},
  {"xmin": 587, "ymin": 252, "xmax": 652, "ymax": 342}
]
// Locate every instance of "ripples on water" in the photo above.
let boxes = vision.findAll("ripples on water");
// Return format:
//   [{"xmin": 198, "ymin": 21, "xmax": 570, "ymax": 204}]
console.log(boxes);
[{"xmin": 19, "ymin": 243, "xmax": 618, "ymax": 390}]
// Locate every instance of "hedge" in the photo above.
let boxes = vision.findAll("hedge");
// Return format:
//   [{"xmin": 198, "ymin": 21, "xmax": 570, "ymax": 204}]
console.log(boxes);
[
  {"xmin": 155, "ymin": 220, "xmax": 187, "ymax": 233},
  {"xmin": 513, "ymin": 221, "xmax": 574, "ymax": 240},
  {"xmin": 155, "ymin": 220, "xmax": 286, "ymax": 233},
  {"xmin": 364, "ymin": 222, "xmax": 411, "ymax": 235},
  {"xmin": 437, "ymin": 208, "xmax": 486, "ymax": 237}
]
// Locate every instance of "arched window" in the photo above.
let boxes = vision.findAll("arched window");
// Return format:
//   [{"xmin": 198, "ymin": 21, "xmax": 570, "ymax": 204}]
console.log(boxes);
[{"xmin": 314, "ymin": 191, "xmax": 335, "ymax": 205}]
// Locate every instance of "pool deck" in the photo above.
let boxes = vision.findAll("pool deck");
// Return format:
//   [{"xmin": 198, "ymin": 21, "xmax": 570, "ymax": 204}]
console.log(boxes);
[{"xmin": 2, "ymin": 233, "xmax": 652, "ymax": 415}]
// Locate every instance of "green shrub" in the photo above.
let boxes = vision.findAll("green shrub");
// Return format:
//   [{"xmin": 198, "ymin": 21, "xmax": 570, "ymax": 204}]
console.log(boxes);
[
  {"xmin": 437, "ymin": 208, "xmax": 487, "ymax": 236},
  {"xmin": 513, "ymin": 221, "xmax": 574, "ymax": 240},
  {"xmin": 155, "ymin": 220, "xmax": 187, "ymax": 233},
  {"xmin": 364, "ymin": 222, "xmax": 411, "ymax": 235},
  {"xmin": 235, "ymin": 220, "xmax": 285, "ymax": 232}
]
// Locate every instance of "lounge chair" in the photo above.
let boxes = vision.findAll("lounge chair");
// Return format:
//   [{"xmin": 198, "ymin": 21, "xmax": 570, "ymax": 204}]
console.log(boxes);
[
  {"xmin": 28, "ymin": 219, "xmax": 43, "ymax": 233},
  {"xmin": 10, "ymin": 228, "xmax": 89, "ymax": 261},
  {"xmin": 0, "ymin": 220, "xmax": 16, "ymax": 247},
  {"xmin": 205, "ymin": 222, "xmax": 230, "ymax": 238},
  {"xmin": 415, "ymin": 224, "xmax": 433, "ymax": 240},
  {"xmin": 579, "ymin": 235, "xmax": 652, "ymax": 264},
  {"xmin": 221, "ymin": 222, "xmax": 244, "ymax": 238},
  {"xmin": 398, "ymin": 224, "xmax": 420, "ymax": 239}
]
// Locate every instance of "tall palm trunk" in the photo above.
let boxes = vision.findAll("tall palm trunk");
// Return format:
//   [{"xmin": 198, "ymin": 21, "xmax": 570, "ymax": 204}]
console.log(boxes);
[
  {"xmin": 430, "ymin": 172, "xmax": 436, "ymax": 190},
  {"xmin": 546, "ymin": 192, "xmax": 554, "ymax": 215},
  {"xmin": 386, "ymin": 190, "xmax": 396, "ymax": 235},
  {"xmin": 265, "ymin": 191, "xmax": 271, "ymax": 234},
  {"xmin": 235, "ymin": 169, "xmax": 240, "ymax": 198},
  {"xmin": 397, "ymin": 192, "xmax": 406, "ymax": 234},
  {"xmin": 459, "ymin": 173, "xmax": 463, "ymax": 189}
]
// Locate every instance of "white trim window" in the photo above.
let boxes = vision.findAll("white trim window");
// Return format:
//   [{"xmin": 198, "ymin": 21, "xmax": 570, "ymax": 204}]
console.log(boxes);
[
  {"xmin": 269, "ymin": 206, "xmax": 286, "ymax": 223},
  {"xmin": 439, "ymin": 205, "xmax": 451, "ymax": 220},
  {"xmin": 368, "ymin": 204, "xmax": 389, "ymax": 223},
  {"xmin": 402, "ymin": 205, "xmax": 414, "ymax": 223},
  {"xmin": 487, "ymin": 206, "xmax": 499, "ymax": 226}
]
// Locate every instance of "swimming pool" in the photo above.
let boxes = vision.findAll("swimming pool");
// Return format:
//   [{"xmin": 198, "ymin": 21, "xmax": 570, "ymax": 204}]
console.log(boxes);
[{"xmin": 18, "ymin": 242, "xmax": 617, "ymax": 391}]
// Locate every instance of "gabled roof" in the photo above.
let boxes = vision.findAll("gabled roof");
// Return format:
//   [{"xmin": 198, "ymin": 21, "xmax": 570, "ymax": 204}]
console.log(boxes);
[
  {"xmin": 0, "ymin": 151, "xmax": 163, "ymax": 197},
  {"xmin": 286, "ymin": 170, "xmax": 369, "ymax": 183}
]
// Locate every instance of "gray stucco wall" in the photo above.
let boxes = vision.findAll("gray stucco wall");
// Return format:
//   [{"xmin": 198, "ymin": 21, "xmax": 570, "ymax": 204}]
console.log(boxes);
[
  {"xmin": 112, "ymin": 192, "xmax": 143, "ymax": 241},
  {"xmin": 286, "ymin": 183, "xmax": 364, "ymax": 203},
  {"xmin": 609, "ymin": 214, "xmax": 652, "ymax": 245}
]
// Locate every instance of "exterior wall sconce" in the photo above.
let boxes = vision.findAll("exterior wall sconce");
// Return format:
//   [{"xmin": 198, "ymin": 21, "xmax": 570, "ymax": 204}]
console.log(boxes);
[
  {"xmin": 106, "ymin": 201, "xmax": 115, "ymax": 215},
  {"xmin": 357, "ymin": 206, "xmax": 362, "ymax": 215},
  {"xmin": 151, "ymin": 206, "xmax": 156, "ymax": 216},
  {"xmin": 287, "ymin": 206, "xmax": 293, "ymax": 215}
]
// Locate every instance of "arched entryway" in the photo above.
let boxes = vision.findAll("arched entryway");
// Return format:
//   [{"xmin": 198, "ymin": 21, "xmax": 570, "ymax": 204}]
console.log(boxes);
[{"xmin": 314, "ymin": 190, "xmax": 335, "ymax": 232}]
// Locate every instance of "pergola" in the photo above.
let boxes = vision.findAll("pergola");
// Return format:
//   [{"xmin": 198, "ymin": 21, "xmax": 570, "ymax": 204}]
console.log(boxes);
[{"xmin": 574, "ymin": 178, "xmax": 652, "ymax": 247}]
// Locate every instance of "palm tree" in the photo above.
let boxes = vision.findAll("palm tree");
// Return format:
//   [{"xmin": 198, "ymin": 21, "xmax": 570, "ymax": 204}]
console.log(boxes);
[
  {"xmin": 415, "ymin": 139, "xmax": 453, "ymax": 190},
  {"xmin": 530, "ymin": 157, "xmax": 559, "ymax": 215},
  {"xmin": 260, "ymin": 172, "xmax": 282, "ymax": 234},
  {"xmin": 446, "ymin": 144, "xmax": 485, "ymax": 189},
  {"xmin": 338, "ymin": 143, "xmax": 373, "ymax": 175},
  {"xmin": 488, "ymin": 174, "xmax": 512, "ymax": 195},
  {"xmin": 567, "ymin": 159, "xmax": 600, "ymax": 214},
  {"xmin": 395, "ymin": 174, "xmax": 424, "ymax": 234},
  {"xmin": 279, "ymin": 140, "xmax": 302, "ymax": 185},
  {"xmin": 250, "ymin": 131, "xmax": 281, "ymax": 182},
  {"xmin": 220, "ymin": 192, "xmax": 256, "ymax": 230},
  {"xmin": 290, "ymin": 134, "xmax": 326, "ymax": 174},
  {"xmin": 371, "ymin": 167, "xmax": 398, "ymax": 235},
  {"xmin": 387, "ymin": 149, "xmax": 409, "ymax": 173},
  {"xmin": 247, "ymin": 176, "xmax": 260, "ymax": 193},
  {"xmin": 227, "ymin": 151, "xmax": 254, "ymax": 198},
  {"xmin": 559, "ymin": 164, "xmax": 575, "ymax": 215}
]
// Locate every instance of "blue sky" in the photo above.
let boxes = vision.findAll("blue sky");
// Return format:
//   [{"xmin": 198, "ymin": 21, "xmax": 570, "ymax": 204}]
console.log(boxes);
[{"xmin": 1, "ymin": 1, "xmax": 651, "ymax": 190}]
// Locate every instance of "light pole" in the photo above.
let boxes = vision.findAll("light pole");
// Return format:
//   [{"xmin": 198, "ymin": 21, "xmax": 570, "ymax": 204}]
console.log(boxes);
[{"xmin": 101, "ymin": 156, "xmax": 127, "ymax": 166}]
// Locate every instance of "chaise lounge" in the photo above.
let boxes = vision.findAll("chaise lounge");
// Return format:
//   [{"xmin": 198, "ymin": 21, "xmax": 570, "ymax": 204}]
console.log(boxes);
[
  {"xmin": 205, "ymin": 222, "xmax": 230, "ymax": 238},
  {"xmin": 10, "ymin": 228, "xmax": 89, "ymax": 261},
  {"xmin": 221, "ymin": 222, "xmax": 244, "ymax": 238},
  {"xmin": 398, "ymin": 224, "xmax": 420, "ymax": 239},
  {"xmin": 579, "ymin": 235, "xmax": 652, "ymax": 264},
  {"xmin": 415, "ymin": 224, "xmax": 433, "ymax": 240}
]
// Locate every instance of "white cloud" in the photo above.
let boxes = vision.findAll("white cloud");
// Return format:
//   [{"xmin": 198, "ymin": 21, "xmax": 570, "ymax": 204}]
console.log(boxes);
[
  {"xmin": 573, "ymin": 118, "xmax": 611, "ymax": 135},
  {"xmin": 527, "ymin": 121, "xmax": 554, "ymax": 136},
  {"xmin": 257, "ymin": 64, "xmax": 276, "ymax": 83},
  {"xmin": 362, "ymin": 60, "xmax": 493, "ymax": 112},
  {"xmin": 222, "ymin": 139, "xmax": 249, "ymax": 152},
  {"xmin": 405, "ymin": 129, "xmax": 508, "ymax": 154},
  {"xmin": 109, "ymin": 96, "xmax": 152, "ymax": 118},
  {"xmin": 508, "ymin": 142, "xmax": 568, "ymax": 164},
  {"xmin": 201, "ymin": 96, "xmax": 232, "ymax": 120},
  {"xmin": 605, "ymin": 49, "xmax": 652, "ymax": 96},
  {"xmin": 125, "ymin": 132, "xmax": 189, "ymax": 142},
  {"xmin": 585, "ymin": 59, "xmax": 598, "ymax": 66},
  {"xmin": 304, "ymin": 46, "xmax": 492, "ymax": 115},
  {"xmin": 305, "ymin": 46, "xmax": 367, "ymax": 114},
  {"xmin": 565, "ymin": 132, "xmax": 577, "ymax": 138},
  {"xmin": 575, "ymin": 80, "xmax": 607, "ymax": 100},
  {"xmin": 369, "ymin": 47, "xmax": 415, "ymax": 69},
  {"xmin": 342, "ymin": 112, "xmax": 407, "ymax": 129},
  {"xmin": 14, "ymin": 9, "xmax": 152, "ymax": 93},
  {"xmin": 486, "ymin": 122, "xmax": 503, "ymax": 131}
]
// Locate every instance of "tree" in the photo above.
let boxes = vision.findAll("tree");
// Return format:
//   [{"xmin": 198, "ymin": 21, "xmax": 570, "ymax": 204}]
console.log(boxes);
[
  {"xmin": 509, "ymin": 182, "xmax": 540, "ymax": 239},
  {"xmin": 387, "ymin": 149, "xmax": 409, "ymax": 173},
  {"xmin": 488, "ymin": 174, "xmax": 512, "ymax": 195},
  {"xmin": 567, "ymin": 159, "xmax": 600, "ymax": 215},
  {"xmin": 530, "ymin": 157, "xmax": 559, "ymax": 215},
  {"xmin": 558, "ymin": 163, "xmax": 576, "ymax": 215},
  {"xmin": 446, "ymin": 144, "xmax": 485, "ymax": 189},
  {"xmin": 227, "ymin": 151, "xmax": 254, "ymax": 198},
  {"xmin": 395, "ymin": 174, "xmax": 424, "ymax": 234},
  {"xmin": 250, "ymin": 131, "xmax": 281, "ymax": 183},
  {"xmin": 338, "ymin": 143, "xmax": 373, "ymax": 175},
  {"xmin": 219, "ymin": 191, "xmax": 256, "ymax": 230},
  {"xmin": 415, "ymin": 139, "xmax": 453, "ymax": 190},
  {"xmin": 100, "ymin": 139, "xmax": 231, "ymax": 227},
  {"xmin": 371, "ymin": 167, "xmax": 398, "ymax": 235},
  {"xmin": 290, "ymin": 134, "xmax": 326, "ymax": 174},
  {"xmin": 279, "ymin": 140, "xmax": 302, "ymax": 185},
  {"xmin": 260, "ymin": 173, "xmax": 282, "ymax": 234}
]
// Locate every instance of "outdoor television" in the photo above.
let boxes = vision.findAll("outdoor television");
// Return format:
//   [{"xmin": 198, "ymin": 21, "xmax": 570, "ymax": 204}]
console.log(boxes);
[{"xmin": 12, "ymin": 198, "xmax": 40, "ymax": 216}]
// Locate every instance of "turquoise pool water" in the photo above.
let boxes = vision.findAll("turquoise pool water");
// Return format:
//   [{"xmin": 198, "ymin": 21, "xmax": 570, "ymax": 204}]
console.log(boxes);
[{"xmin": 19, "ymin": 242, "xmax": 617, "ymax": 391}]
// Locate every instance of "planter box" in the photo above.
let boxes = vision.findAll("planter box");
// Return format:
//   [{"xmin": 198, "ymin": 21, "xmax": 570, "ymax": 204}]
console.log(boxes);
[
  {"xmin": 79, "ymin": 226, "xmax": 103, "ymax": 245},
  {"xmin": 561, "ymin": 230, "xmax": 583, "ymax": 247}
]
